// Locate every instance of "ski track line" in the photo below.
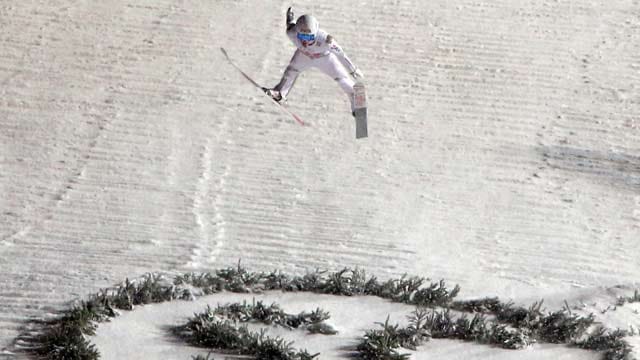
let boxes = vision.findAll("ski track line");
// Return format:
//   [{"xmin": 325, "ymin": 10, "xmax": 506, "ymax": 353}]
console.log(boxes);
[
  {"xmin": 0, "ymin": 113, "xmax": 110, "ymax": 246},
  {"xmin": 186, "ymin": 139, "xmax": 228, "ymax": 269},
  {"xmin": 193, "ymin": 142, "xmax": 214, "ymax": 267}
]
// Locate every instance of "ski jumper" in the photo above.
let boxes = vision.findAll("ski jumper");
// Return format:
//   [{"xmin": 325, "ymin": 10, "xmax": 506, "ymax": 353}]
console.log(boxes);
[{"xmin": 274, "ymin": 22, "xmax": 358, "ymax": 110}]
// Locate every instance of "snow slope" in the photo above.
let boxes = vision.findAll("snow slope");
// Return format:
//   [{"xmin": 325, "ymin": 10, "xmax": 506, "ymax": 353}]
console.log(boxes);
[{"xmin": 1, "ymin": 0, "xmax": 639, "ymax": 358}]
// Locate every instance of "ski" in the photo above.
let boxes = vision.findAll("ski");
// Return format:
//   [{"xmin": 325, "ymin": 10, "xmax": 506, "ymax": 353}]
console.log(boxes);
[
  {"xmin": 353, "ymin": 81, "xmax": 368, "ymax": 138},
  {"xmin": 220, "ymin": 47, "xmax": 306, "ymax": 126}
]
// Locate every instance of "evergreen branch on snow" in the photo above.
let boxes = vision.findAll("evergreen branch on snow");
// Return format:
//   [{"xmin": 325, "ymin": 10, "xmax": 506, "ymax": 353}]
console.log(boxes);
[
  {"xmin": 172, "ymin": 311, "xmax": 319, "ymax": 360},
  {"xmin": 17, "ymin": 264, "xmax": 636, "ymax": 360},
  {"xmin": 18, "ymin": 273, "xmax": 180, "ymax": 360},
  {"xmin": 453, "ymin": 298, "xmax": 596, "ymax": 344},
  {"xmin": 617, "ymin": 289, "xmax": 640, "ymax": 307},
  {"xmin": 203, "ymin": 300, "xmax": 336, "ymax": 334},
  {"xmin": 355, "ymin": 316, "xmax": 420, "ymax": 360},
  {"xmin": 574, "ymin": 326, "xmax": 634, "ymax": 360}
]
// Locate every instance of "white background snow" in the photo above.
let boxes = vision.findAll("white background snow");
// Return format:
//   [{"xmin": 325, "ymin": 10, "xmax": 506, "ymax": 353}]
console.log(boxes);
[{"xmin": 1, "ymin": 0, "xmax": 639, "ymax": 358}]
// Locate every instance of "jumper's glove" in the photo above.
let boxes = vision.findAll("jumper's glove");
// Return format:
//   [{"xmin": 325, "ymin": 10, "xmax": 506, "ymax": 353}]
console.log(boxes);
[
  {"xmin": 286, "ymin": 7, "xmax": 295, "ymax": 27},
  {"xmin": 351, "ymin": 68, "xmax": 364, "ymax": 80}
]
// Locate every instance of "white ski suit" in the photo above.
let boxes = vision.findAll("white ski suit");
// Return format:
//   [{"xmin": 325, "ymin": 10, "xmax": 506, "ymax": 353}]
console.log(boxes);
[{"xmin": 274, "ymin": 22, "xmax": 359, "ymax": 110}]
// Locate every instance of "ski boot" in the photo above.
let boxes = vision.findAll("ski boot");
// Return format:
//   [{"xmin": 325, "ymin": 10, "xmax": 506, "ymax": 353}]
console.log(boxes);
[{"xmin": 262, "ymin": 88, "xmax": 284, "ymax": 103}]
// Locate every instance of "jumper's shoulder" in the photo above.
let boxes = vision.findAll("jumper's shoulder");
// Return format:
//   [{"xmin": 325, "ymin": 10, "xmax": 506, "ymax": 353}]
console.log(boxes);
[
  {"xmin": 323, "ymin": 33, "xmax": 344, "ymax": 54},
  {"xmin": 314, "ymin": 29, "xmax": 329, "ymax": 44},
  {"xmin": 323, "ymin": 33, "xmax": 342, "ymax": 51}
]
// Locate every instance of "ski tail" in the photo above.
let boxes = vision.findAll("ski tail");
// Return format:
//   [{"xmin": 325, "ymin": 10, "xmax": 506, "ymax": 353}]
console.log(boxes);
[{"xmin": 353, "ymin": 81, "xmax": 368, "ymax": 138}]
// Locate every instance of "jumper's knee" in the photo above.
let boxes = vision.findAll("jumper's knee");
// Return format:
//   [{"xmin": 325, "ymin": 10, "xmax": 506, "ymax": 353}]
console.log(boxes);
[{"xmin": 335, "ymin": 77, "xmax": 356, "ymax": 110}]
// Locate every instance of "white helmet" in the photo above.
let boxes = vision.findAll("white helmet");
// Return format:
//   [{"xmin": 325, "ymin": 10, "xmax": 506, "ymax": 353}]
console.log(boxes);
[{"xmin": 295, "ymin": 15, "xmax": 319, "ymax": 41}]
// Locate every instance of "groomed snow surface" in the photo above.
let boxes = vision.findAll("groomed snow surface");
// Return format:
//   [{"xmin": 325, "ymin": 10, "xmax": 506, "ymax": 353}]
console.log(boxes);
[{"xmin": 1, "ymin": 0, "xmax": 639, "ymax": 359}]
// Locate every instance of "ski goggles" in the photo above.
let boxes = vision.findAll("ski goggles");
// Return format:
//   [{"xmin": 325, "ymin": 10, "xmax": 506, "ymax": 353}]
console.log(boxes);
[{"xmin": 297, "ymin": 32, "xmax": 316, "ymax": 42}]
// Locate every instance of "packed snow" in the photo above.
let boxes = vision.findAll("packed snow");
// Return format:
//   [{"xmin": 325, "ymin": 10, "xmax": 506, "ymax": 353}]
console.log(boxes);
[{"xmin": 1, "ymin": 1, "xmax": 639, "ymax": 359}]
